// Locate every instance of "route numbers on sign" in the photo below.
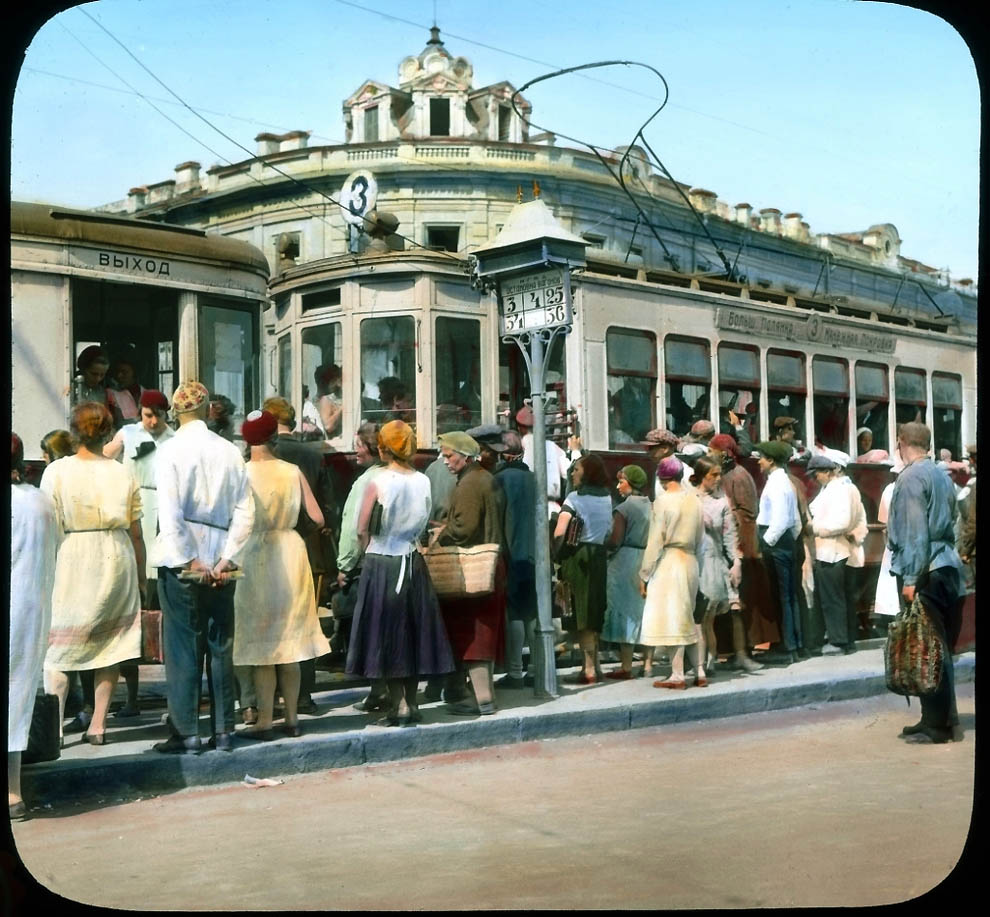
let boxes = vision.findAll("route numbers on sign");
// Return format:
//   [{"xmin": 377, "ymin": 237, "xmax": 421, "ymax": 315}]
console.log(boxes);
[{"xmin": 500, "ymin": 269, "xmax": 571, "ymax": 335}]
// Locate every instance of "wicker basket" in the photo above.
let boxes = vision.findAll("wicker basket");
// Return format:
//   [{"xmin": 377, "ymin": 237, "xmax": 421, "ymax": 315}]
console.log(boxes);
[{"xmin": 424, "ymin": 543, "xmax": 500, "ymax": 598}]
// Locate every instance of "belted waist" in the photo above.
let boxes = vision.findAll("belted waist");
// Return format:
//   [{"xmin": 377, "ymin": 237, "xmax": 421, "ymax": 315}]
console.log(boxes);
[
  {"xmin": 183, "ymin": 516, "xmax": 229, "ymax": 531},
  {"xmin": 64, "ymin": 525, "xmax": 126, "ymax": 534}
]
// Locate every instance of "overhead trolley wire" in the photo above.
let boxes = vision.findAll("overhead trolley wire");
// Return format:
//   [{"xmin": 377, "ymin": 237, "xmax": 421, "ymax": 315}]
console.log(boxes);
[{"xmin": 74, "ymin": 6, "xmax": 468, "ymax": 268}]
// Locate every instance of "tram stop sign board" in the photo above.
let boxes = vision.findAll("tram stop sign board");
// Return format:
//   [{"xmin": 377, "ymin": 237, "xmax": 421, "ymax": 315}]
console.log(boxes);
[{"xmin": 499, "ymin": 268, "xmax": 571, "ymax": 336}]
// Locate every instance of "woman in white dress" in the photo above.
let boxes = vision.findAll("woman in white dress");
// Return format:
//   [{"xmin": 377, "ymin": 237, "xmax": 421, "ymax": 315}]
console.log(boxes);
[
  {"xmin": 639, "ymin": 457, "xmax": 706, "ymax": 688},
  {"xmin": 41, "ymin": 402, "xmax": 145, "ymax": 745},
  {"xmin": 874, "ymin": 460, "xmax": 903, "ymax": 620},
  {"xmin": 9, "ymin": 434, "xmax": 58, "ymax": 820},
  {"xmin": 233, "ymin": 411, "xmax": 330, "ymax": 739}
]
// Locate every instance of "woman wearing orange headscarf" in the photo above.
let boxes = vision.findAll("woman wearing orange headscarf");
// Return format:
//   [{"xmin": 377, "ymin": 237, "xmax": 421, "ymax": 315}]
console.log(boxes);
[{"xmin": 346, "ymin": 421, "xmax": 455, "ymax": 726}]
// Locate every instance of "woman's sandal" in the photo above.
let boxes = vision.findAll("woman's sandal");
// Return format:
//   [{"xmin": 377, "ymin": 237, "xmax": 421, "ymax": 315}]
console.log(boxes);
[{"xmin": 84, "ymin": 731, "xmax": 107, "ymax": 746}]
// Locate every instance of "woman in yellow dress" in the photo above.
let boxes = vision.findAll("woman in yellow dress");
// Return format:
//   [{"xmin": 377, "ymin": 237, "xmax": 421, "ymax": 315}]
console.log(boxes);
[
  {"xmin": 41, "ymin": 402, "xmax": 145, "ymax": 745},
  {"xmin": 233, "ymin": 411, "xmax": 330, "ymax": 739}
]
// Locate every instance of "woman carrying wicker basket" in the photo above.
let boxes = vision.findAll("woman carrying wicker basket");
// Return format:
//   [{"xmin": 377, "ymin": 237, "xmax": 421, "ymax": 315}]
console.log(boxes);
[
  {"xmin": 345, "ymin": 421, "xmax": 455, "ymax": 726},
  {"xmin": 433, "ymin": 431, "xmax": 506, "ymax": 717}
]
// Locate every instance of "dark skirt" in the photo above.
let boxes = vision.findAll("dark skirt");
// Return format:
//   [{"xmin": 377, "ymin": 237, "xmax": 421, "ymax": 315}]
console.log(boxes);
[
  {"xmin": 345, "ymin": 552, "xmax": 455, "ymax": 679},
  {"xmin": 439, "ymin": 556, "xmax": 507, "ymax": 662},
  {"xmin": 560, "ymin": 543, "xmax": 608, "ymax": 633},
  {"xmin": 739, "ymin": 557, "xmax": 782, "ymax": 646}
]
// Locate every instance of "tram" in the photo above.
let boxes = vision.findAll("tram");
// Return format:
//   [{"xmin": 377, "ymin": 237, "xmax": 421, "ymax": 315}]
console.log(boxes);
[
  {"xmin": 265, "ymin": 246, "xmax": 976, "ymax": 650},
  {"xmin": 11, "ymin": 201, "xmax": 270, "ymax": 464}
]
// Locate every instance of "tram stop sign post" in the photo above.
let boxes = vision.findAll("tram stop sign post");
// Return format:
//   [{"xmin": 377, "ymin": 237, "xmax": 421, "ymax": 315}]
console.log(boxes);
[{"xmin": 472, "ymin": 196, "xmax": 587, "ymax": 699}]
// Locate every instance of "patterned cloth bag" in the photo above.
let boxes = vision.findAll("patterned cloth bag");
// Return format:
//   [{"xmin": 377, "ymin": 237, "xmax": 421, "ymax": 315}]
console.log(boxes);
[{"xmin": 884, "ymin": 593, "xmax": 944, "ymax": 696}]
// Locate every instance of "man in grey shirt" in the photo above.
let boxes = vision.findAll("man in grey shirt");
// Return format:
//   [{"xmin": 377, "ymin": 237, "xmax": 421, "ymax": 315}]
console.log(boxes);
[{"xmin": 887, "ymin": 422, "xmax": 966, "ymax": 744}]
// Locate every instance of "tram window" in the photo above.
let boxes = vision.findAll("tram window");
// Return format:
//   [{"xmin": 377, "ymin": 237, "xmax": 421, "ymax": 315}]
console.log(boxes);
[
  {"xmin": 767, "ymin": 349, "xmax": 807, "ymax": 440},
  {"xmin": 932, "ymin": 372, "xmax": 963, "ymax": 460},
  {"xmin": 664, "ymin": 336, "xmax": 710, "ymax": 438},
  {"xmin": 894, "ymin": 367, "xmax": 927, "ymax": 427},
  {"xmin": 70, "ymin": 278, "xmax": 178, "ymax": 421},
  {"xmin": 607, "ymin": 328, "xmax": 656, "ymax": 446},
  {"xmin": 199, "ymin": 301, "xmax": 258, "ymax": 428},
  {"xmin": 717, "ymin": 344, "xmax": 760, "ymax": 445},
  {"xmin": 300, "ymin": 323, "xmax": 343, "ymax": 440},
  {"xmin": 499, "ymin": 335, "xmax": 567, "ymax": 430},
  {"xmin": 360, "ymin": 316, "xmax": 417, "ymax": 431},
  {"xmin": 854, "ymin": 362, "xmax": 889, "ymax": 455},
  {"xmin": 812, "ymin": 356, "xmax": 849, "ymax": 451},
  {"xmin": 277, "ymin": 334, "xmax": 292, "ymax": 407},
  {"xmin": 435, "ymin": 317, "xmax": 481, "ymax": 434}
]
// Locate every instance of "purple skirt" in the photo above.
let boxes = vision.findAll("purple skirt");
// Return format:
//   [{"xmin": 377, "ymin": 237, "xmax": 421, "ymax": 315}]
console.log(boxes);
[{"xmin": 345, "ymin": 551, "xmax": 456, "ymax": 679}]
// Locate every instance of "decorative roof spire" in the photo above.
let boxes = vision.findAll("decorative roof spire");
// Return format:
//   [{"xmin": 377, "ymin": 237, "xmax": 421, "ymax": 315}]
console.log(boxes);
[{"xmin": 427, "ymin": 25, "xmax": 444, "ymax": 47}]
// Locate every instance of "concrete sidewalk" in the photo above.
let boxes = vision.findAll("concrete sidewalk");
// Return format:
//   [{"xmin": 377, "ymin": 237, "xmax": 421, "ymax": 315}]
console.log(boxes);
[{"xmin": 21, "ymin": 643, "xmax": 976, "ymax": 810}]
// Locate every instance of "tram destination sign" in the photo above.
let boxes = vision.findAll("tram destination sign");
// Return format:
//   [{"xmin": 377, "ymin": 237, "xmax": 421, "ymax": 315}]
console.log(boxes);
[
  {"xmin": 499, "ymin": 269, "xmax": 571, "ymax": 335},
  {"xmin": 715, "ymin": 307, "xmax": 896, "ymax": 354}
]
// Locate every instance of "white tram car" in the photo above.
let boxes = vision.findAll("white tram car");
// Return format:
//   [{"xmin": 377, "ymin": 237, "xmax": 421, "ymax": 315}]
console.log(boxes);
[{"xmin": 11, "ymin": 201, "xmax": 270, "ymax": 462}]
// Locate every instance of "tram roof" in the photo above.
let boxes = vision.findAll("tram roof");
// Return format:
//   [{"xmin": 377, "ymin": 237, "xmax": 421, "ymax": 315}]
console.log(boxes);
[{"xmin": 11, "ymin": 201, "xmax": 269, "ymax": 276}]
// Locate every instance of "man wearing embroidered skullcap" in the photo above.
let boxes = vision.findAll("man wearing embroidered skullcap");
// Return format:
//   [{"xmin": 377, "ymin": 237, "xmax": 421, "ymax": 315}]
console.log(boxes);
[
  {"xmin": 888, "ymin": 422, "xmax": 966, "ymax": 744},
  {"xmin": 259, "ymin": 395, "xmax": 340, "ymax": 717},
  {"xmin": 152, "ymin": 381, "xmax": 255, "ymax": 755},
  {"xmin": 515, "ymin": 404, "xmax": 573, "ymax": 516},
  {"xmin": 102, "ymin": 389, "xmax": 175, "ymax": 718},
  {"xmin": 753, "ymin": 440, "xmax": 804, "ymax": 665},
  {"xmin": 435, "ymin": 431, "xmax": 506, "ymax": 716}
]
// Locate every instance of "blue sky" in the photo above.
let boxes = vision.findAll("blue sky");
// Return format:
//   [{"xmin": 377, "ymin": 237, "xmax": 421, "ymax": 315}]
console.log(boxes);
[{"xmin": 10, "ymin": 0, "xmax": 981, "ymax": 281}]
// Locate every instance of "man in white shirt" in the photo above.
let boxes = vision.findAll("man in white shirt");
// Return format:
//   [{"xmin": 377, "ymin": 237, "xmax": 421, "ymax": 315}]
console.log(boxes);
[
  {"xmin": 516, "ymin": 405, "xmax": 573, "ymax": 516},
  {"xmin": 807, "ymin": 453, "xmax": 856, "ymax": 653},
  {"xmin": 153, "ymin": 381, "xmax": 254, "ymax": 754},
  {"xmin": 754, "ymin": 440, "xmax": 804, "ymax": 665},
  {"xmin": 103, "ymin": 389, "xmax": 175, "ymax": 717}
]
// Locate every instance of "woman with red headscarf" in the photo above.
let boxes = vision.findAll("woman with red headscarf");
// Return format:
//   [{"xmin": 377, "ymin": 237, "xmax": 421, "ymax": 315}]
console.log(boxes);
[{"xmin": 233, "ymin": 411, "xmax": 330, "ymax": 739}]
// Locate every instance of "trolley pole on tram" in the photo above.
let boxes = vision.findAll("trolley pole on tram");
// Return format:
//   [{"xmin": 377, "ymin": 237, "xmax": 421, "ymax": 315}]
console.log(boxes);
[{"xmin": 472, "ymin": 193, "xmax": 587, "ymax": 699}]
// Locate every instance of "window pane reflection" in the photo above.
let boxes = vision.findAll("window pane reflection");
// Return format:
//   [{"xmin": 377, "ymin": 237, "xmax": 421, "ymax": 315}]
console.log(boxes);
[
  {"xmin": 360, "ymin": 317, "xmax": 416, "ymax": 430},
  {"xmin": 436, "ymin": 317, "xmax": 481, "ymax": 434}
]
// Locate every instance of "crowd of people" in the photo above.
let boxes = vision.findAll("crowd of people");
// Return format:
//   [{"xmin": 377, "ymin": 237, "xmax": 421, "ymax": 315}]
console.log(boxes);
[{"xmin": 9, "ymin": 380, "xmax": 976, "ymax": 818}]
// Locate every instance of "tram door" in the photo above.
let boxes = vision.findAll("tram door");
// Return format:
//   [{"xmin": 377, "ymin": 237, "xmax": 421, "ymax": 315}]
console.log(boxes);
[{"xmin": 71, "ymin": 278, "xmax": 178, "ymax": 415}]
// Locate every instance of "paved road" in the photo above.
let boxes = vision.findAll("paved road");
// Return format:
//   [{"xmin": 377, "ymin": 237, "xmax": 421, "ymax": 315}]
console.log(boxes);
[{"xmin": 9, "ymin": 685, "xmax": 975, "ymax": 910}]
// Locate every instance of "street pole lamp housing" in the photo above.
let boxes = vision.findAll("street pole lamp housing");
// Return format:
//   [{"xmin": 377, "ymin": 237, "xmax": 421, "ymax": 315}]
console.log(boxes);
[{"xmin": 471, "ymin": 194, "xmax": 587, "ymax": 699}]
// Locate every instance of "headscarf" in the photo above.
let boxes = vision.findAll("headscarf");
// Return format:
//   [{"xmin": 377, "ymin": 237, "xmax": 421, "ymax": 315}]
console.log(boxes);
[
  {"xmin": 708, "ymin": 433, "xmax": 739, "ymax": 457},
  {"xmin": 438, "ymin": 431, "xmax": 480, "ymax": 458},
  {"xmin": 656, "ymin": 456, "xmax": 684, "ymax": 481},
  {"xmin": 76, "ymin": 345, "xmax": 110, "ymax": 372},
  {"xmin": 620, "ymin": 464, "xmax": 648, "ymax": 491},
  {"xmin": 379, "ymin": 420, "xmax": 416, "ymax": 461}
]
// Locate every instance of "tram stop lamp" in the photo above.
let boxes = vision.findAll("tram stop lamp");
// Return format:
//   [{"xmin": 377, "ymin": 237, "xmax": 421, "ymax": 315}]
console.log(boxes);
[{"xmin": 471, "ymin": 188, "xmax": 587, "ymax": 698}]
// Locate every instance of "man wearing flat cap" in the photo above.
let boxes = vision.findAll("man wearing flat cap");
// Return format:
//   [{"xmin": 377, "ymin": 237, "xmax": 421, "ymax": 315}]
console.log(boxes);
[
  {"xmin": 754, "ymin": 440, "xmax": 804, "ymax": 665},
  {"xmin": 466, "ymin": 423, "xmax": 509, "ymax": 473},
  {"xmin": 152, "ymin": 381, "xmax": 255, "ymax": 754},
  {"xmin": 103, "ymin": 389, "xmax": 175, "ymax": 716},
  {"xmin": 641, "ymin": 428, "xmax": 687, "ymax": 495}
]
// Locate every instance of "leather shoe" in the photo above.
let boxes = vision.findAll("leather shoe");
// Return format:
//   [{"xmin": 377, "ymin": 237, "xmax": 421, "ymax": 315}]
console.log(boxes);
[
  {"xmin": 901, "ymin": 721, "xmax": 926, "ymax": 736},
  {"xmin": 564, "ymin": 671, "xmax": 600, "ymax": 685},
  {"xmin": 605, "ymin": 669, "xmax": 633, "ymax": 680},
  {"xmin": 84, "ymin": 731, "xmax": 107, "ymax": 746},
  {"xmin": 153, "ymin": 735, "xmax": 202, "ymax": 755},
  {"xmin": 694, "ymin": 676, "xmax": 709, "ymax": 688},
  {"xmin": 354, "ymin": 694, "xmax": 388, "ymax": 713},
  {"xmin": 296, "ymin": 697, "xmax": 319, "ymax": 715},
  {"xmin": 238, "ymin": 727, "xmax": 275, "ymax": 741},
  {"xmin": 208, "ymin": 732, "xmax": 234, "ymax": 752},
  {"xmin": 902, "ymin": 725, "xmax": 953, "ymax": 744},
  {"xmin": 495, "ymin": 675, "xmax": 526, "ymax": 689},
  {"xmin": 653, "ymin": 679, "xmax": 687, "ymax": 690},
  {"xmin": 423, "ymin": 684, "xmax": 443, "ymax": 702},
  {"xmin": 757, "ymin": 650, "xmax": 797, "ymax": 666},
  {"xmin": 279, "ymin": 723, "xmax": 301, "ymax": 738}
]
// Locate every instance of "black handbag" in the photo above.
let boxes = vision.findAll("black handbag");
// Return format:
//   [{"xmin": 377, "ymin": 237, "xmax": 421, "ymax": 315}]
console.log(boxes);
[
  {"xmin": 553, "ymin": 512, "xmax": 584, "ymax": 563},
  {"xmin": 22, "ymin": 693, "xmax": 61, "ymax": 765}
]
